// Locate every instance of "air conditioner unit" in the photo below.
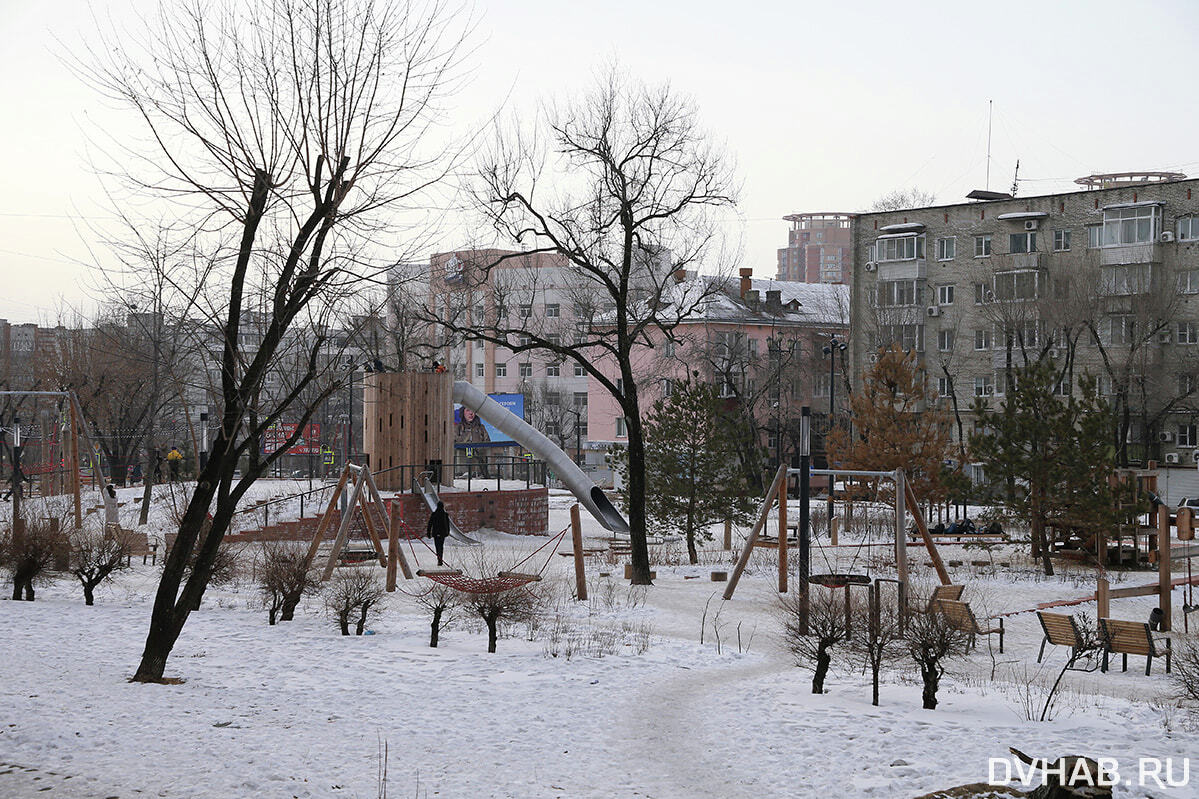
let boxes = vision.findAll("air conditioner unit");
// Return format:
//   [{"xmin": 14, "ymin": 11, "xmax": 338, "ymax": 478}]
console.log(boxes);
[
  {"xmin": 1193, "ymin": 449, "xmax": 1199, "ymax": 463},
  {"xmin": 1047, "ymin": 348, "xmax": 1061, "ymax": 359},
  {"xmin": 1160, "ymin": 332, "xmax": 1173, "ymax": 344},
  {"xmin": 868, "ymin": 354, "xmax": 879, "ymax": 364},
  {"xmin": 1024, "ymin": 220, "xmax": 1039, "ymax": 231},
  {"xmin": 864, "ymin": 262, "xmax": 877, "ymax": 272},
  {"xmin": 1166, "ymin": 452, "xmax": 1181, "ymax": 464},
  {"xmin": 1161, "ymin": 231, "xmax": 1176, "ymax": 243},
  {"xmin": 927, "ymin": 305, "xmax": 941, "ymax": 317},
  {"xmin": 1160, "ymin": 431, "xmax": 1175, "ymax": 443}
]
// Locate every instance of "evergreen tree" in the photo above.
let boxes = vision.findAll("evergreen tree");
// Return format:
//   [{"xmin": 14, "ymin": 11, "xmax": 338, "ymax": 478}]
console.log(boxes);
[
  {"xmin": 630, "ymin": 382, "xmax": 756, "ymax": 564},
  {"xmin": 970, "ymin": 361, "xmax": 1124, "ymax": 576}
]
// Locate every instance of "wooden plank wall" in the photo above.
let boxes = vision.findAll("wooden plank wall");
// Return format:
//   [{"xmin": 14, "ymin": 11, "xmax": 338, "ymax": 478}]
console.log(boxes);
[{"xmin": 363, "ymin": 371, "xmax": 454, "ymax": 490}]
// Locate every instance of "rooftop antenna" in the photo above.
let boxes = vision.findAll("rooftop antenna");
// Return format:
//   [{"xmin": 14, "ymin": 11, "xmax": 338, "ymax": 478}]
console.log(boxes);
[
  {"xmin": 985, "ymin": 100, "xmax": 993, "ymax": 191},
  {"xmin": 1011, "ymin": 159, "xmax": 1020, "ymax": 197}
]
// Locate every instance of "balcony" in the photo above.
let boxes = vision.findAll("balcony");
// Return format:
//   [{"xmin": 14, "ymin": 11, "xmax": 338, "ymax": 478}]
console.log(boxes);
[
  {"xmin": 1100, "ymin": 243, "xmax": 1161, "ymax": 265},
  {"xmin": 877, "ymin": 259, "xmax": 926, "ymax": 281}
]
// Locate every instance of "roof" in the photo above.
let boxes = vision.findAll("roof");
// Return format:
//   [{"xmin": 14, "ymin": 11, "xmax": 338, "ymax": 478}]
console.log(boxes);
[{"xmin": 689, "ymin": 276, "xmax": 848, "ymax": 327}]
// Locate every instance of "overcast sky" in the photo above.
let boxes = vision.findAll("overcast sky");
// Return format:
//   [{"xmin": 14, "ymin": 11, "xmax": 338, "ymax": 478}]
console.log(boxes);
[{"xmin": 2, "ymin": 0, "xmax": 1197, "ymax": 322}]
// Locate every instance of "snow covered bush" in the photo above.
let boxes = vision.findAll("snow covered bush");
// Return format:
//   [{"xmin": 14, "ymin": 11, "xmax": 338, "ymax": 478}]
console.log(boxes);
[
  {"xmin": 1173, "ymin": 636, "xmax": 1199, "ymax": 706},
  {"xmin": 1, "ymin": 517, "xmax": 65, "ymax": 601},
  {"xmin": 410, "ymin": 581, "xmax": 461, "ymax": 648},
  {"xmin": 257, "ymin": 542, "xmax": 321, "ymax": 624},
  {"xmin": 68, "ymin": 523, "xmax": 133, "ymax": 605},
  {"xmin": 779, "ymin": 588, "xmax": 851, "ymax": 694},
  {"xmin": 905, "ymin": 596, "xmax": 971, "ymax": 710},
  {"xmin": 324, "ymin": 566, "xmax": 386, "ymax": 636}
]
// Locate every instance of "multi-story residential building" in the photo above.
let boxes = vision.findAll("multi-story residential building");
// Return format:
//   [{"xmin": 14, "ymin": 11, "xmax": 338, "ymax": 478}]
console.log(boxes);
[
  {"xmin": 849, "ymin": 171, "xmax": 1199, "ymax": 469},
  {"xmin": 777, "ymin": 212, "xmax": 855, "ymax": 284},
  {"xmin": 589, "ymin": 268, "xmax": 850, "ymax": 473}
]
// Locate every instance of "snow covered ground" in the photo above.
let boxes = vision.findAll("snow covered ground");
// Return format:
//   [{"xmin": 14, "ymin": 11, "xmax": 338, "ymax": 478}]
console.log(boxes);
[{"xmin": 0, "ymin": 482, "xmax": 1195, "ymax": 798}]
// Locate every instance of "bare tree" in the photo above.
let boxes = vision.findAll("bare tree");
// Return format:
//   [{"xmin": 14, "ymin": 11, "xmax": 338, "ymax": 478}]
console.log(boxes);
[
  {"xmin": 869, "ymin": 188, "xmax": 937, "ymax": 212},
  {"xmin": 325, "ymin": 566, "xmax": 386, "ymax": 635},
  {"xmin": 779, "ymin": 588, "xmax": 851, "ymax": 694},
  {"xmin": 1, "ymin": 518, "xmax": 63, "ymax": 601},
  {"xmin": 258, "ymin": 542, "xmax": 321, "ymax": 624},
  {"xmin": 79, "ymin": 0, "xmax": 470, "ymax": 681},
  {"xmin": 68, "ymin": 524, "xmax": 133, "ymax": 605},
  {"xmin": 906, "ymin": 597, "xmax": 971, "ymax": 710},
  {"xmin": 436, "ymin": 68, "xmax": 738, "ymax": 583},
  {"xmin": 410, "ymin": 582, "xmax": 461, "ymax": 647},
  {"xmin": 847, "ymin": 586, "xmax": 907, "ymax": 707}
]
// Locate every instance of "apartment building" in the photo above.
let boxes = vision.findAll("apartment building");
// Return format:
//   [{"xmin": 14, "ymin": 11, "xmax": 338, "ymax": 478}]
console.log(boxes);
[
  {"xmin": 777, "ymin": 212, "xmax": 855, "ymax": 284},
  {"xmin": 850, "ymin": 172, "xmax": 1199, "ymax": 467}
]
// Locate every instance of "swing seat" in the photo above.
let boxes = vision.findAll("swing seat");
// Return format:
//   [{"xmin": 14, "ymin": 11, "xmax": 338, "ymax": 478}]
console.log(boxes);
[
  {"xmin": 809, "ymin": 573, "xmax": 871, "ymax": 588},
  {"xmin": 497, "ymin": 571, "xmax": 542, "ymax": 583},
  {"xmin": 416, "ymin": 568, "xmax": 464, "ymax": 577}
]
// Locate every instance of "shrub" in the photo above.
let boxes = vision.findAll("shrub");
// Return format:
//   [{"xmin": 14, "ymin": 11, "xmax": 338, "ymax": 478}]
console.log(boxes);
[
  {"xmin": 258, "ymin": 542, "xmax": 321, "ymax": 624},
  {"xmin": 325, "ymin": 566, "xmax": 386, "ymax": 635}
]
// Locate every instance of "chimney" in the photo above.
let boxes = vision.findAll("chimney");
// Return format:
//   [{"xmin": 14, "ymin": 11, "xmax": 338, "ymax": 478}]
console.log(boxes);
[
  {"xmin": 765, "ymin": 289, "xmax": 782, "ymax": 311},
  {"xmin": 744, "ymin": 289, "xmax": 760, "ymax": 307},
  {"xmin": 674, "ymin": 268, "xmax": 687, "ymax": 283},
  {"xmin": 739, "ymin": 267, "xmax": 753, "ymax": 298}
]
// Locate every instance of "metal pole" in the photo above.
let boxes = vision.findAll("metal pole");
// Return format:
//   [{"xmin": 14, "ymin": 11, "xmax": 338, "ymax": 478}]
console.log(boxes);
[
  {"xmin": 799, "ymin": 406, "xmax": 811, "ymax": 633},
  {"xmin": 12, "ymin": 419, "xmax": 23, "ymax": 540},
  {"xmin": 826, "ymin": 342, "xmax": 836, "ymax": 529}
]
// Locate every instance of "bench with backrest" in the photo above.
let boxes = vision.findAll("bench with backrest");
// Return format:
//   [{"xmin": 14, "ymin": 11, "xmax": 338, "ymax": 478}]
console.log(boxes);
[
  {"xmin": 1036, "ymin": 611, "xmax": 1098, "ymax": 670},
  {"xmin": 1098, "ymin": 618, "xmax": 1171, "ymax": 675},
  {"xmin": 923, "ymin": 584, "xmax": 964, "ymax": 613},
  {"xmin": 934, "ymin": 599, "xmax": 1004, "ymax": 653}
]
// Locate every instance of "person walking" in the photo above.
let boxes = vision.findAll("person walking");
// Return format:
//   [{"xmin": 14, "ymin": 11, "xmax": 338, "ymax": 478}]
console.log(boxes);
[
  {"xmin": 166, "ymin": 447, "xmax": 184, "ymax": 482},
  {"xmin": 426, "ymin": 500, "xmax": 451, "ymax": 566}
]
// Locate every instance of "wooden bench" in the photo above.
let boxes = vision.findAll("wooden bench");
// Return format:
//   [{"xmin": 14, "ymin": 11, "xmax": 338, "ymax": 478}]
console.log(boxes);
[
  {"xmin": 934, "ymin": 599, "xmax": 1004, "ymax": 653},
  {"xmin": 1036, "ymin": 611, "xmax": 1097, "ymax": 670},
  {"xmin": 1099, "ymin": 618, "xmax": 1171, "ymax": 675},
  {"xmin": 921, "ymin": 584, "xmax": 964, "ymax": 613}
]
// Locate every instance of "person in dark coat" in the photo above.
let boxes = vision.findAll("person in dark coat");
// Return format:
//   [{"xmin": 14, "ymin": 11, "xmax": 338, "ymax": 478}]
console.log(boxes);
[{"xmin": 426, "ymin": 500, "xmax": 451, "ymax": 566}]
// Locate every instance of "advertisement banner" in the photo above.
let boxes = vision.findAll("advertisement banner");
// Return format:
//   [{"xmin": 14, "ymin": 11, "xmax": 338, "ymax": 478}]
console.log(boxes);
[
  {"xmin": 262, "ymin": 423, "xmax": 321, "ymax": 455},
  {"xmin": 454, "ymin": 393, "xmax": 524, "ymax": 448}
]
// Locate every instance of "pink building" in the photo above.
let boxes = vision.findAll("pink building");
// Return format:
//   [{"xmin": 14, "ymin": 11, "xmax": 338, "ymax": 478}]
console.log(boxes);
[
  {"xmin": 587, "ymin": 268, "xmax": 849, "ymax": 470},
  {"xmin": 776, "ymin": 212, "xmax": 855, "ymax": 284}
]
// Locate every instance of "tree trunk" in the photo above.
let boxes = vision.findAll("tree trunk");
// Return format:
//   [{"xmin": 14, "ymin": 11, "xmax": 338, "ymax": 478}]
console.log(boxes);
[
  {"xmin": 339, "ymin": 613, "xmax": 350, "ymax": 635},
  {"xmin": 355, "ymin": 605, "xmax": 368, "ymax": 635},
  {"xmin": 871, "ymin": 664, "xmax": 880, "ymax": 706},
  {"xmin": 11, "ymin": 580, "xmax": 22, "ymax": 601},
  {"xmin": 83, "ymin": 582, "xmax": 95, "ymax": 606},
  {"xmin": 280, "ymin": 594, "xmax": 301, "ymax": 622},
  {"xmin": 22, "ymin": 579, "xmax": 34, "ymax": 601},
  {"xmin": 812, "ymin": 648, "xmax": 831, "ymax": 694},
  {"xmin": 921, "ymin": 665, "xmax": 939, "ymax": 709},
  {"xmin": 686, "ymin": 529, "xmax": 698, "ymax": 565},
  {"xmin": 486, "ymin": 612, "xmax": 498, "ymax": 653},
  {"xmin": 139, "ymin": 446, "xmax": 156, "ymax": 526},
  {"xmin": 430, "ymin": 605, "xmax": 443, "ymax": 647},
  {"xmin": 623, "ymin": 408, "xmax": 653, "ymax": 585}
]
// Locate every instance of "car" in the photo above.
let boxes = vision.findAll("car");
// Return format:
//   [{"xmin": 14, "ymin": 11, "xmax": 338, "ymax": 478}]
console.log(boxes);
[{"xmin": 1179, "ymin": 497, "xmax": 1199, "ymax": 511}]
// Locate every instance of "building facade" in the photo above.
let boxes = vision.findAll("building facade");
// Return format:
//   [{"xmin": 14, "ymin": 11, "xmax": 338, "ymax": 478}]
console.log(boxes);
[
  {"xmin": 777, "ymin": 212, "xmax": 855, "ymax": 284},
  {"xmin": 850, "ymin": 174, "xmax": 1199, "ymax": 468}
]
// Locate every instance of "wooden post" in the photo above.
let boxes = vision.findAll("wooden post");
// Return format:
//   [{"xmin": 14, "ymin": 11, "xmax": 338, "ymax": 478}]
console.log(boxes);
[
  {"xmin": 302, "ymin": 465, "xmax": 350, "ymax": 572},
  {"xmin": 1159, "ymin": 505, "xmax": 1172, "ymax": 631},
  {"xmin": 363, "ymin": 467, "xmax": 411, "ymax": 579},
  {"xmin": 386, "ymin": 502, "xmax": 400, "ymax": 592},
  {"xmin": 904, "ymin": 481, "xmax": 950, "ymax": 585},
  {"xmin": 830, "ymin": 515, "xmax": 840, "ymax": 547},
  {"xmin": 69, "ymin": 399, "xmax": 82, "ymax": 530},
  {"xmin": 322, "ymin": 471, "xmax": 366, "ymax": 580},
  {"xmin": 1096, "ymin": 575, "xmax": 1110, "ymax": 620},
  {"xmin": 778, "ymin": 470, "xmax": 788, "ymax": 594},
  {"xmin": 724, "ymin": 464, "xmax": 787, "ymax": 600},
  {"xmin": 723, "ymin": 518, "xmax": 732, "ymax": 551},
  {"xmin": 570, "ymin": 503, "xmax": 587, "ymax": 601}
]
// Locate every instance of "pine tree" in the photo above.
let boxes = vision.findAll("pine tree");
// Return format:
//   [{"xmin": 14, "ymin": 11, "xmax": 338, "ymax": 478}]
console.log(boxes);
[
  {"xmin": 633, "ymin": 382, "xmax": 756, "ymax": 564},
  {"xmin": 970, "ymin": 361, "xmax": 1122, "ymax": 576},
  {"xmin": 827, "ymin": 345, "xmax": 955, "ymax": 505}
]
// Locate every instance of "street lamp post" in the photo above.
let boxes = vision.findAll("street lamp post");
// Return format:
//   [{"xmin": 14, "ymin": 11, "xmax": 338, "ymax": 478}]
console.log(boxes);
[
  {"xmin": 798, "ymin": 406, "xmax": 811, "ymax": 634},
  {"xmin": 821, "ymin": 335, "xmax": 846, "ymax": 527}
]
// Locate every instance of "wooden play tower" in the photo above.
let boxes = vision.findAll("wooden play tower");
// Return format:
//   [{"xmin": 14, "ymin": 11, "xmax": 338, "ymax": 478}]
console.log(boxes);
[{"xmin": 362, "ymin": 371, "xmax": 454, "ymax": 491}]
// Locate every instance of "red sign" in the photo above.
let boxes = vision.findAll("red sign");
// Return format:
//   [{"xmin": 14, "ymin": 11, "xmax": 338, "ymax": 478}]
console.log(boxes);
[{"xmin": 262, "ymin": 423, "xmax": 321, "ymax": 455}]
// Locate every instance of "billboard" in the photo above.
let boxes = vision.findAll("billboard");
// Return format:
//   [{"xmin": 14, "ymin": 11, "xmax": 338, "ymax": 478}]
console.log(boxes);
[
  {"xmin": 261, "ymin": 423, "xmax": 321, "ymax": 455},
  {"xmin": 454, "ymin": 393, "xmax": 524, "ymax": 448}
]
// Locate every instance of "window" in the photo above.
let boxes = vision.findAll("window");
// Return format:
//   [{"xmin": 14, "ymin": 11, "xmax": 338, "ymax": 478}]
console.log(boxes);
[
  {"xmin": 1179, "ymin": 322, "xmax": 1198, "ymax": 345},
  {"xmin": 662, "ymin": 379, "xmax": 674, "ymax": 397},
  {"xmin": 875, "ymin": 235, "xmax": 925, "ymax": 262},
  {"xmin": 937, "ymin": 284, "xmax": 955, "ymax": 306},
  {"xmin": 1099, "ymin": 264, "xmax": 1153, "ymax": 295},
  {"xmin": 938, "ymin": 329, "xmax": 955, "ymax": 352},
  {"xmin": 1101, "ymin": 316, "xmax": 1135, "ymax": 346},
  {"xmin": 573, "ymin": 391, "xmax": 587, "ymax": 407},
  {"xmin": 1178, "ymin": 375, "xmax": 1196, "ymax": 396},
  {"xmin": 474, "ymin": 362, "xmax": 484, "ymax": 377},
  {"xmin": 574, "ymin": 364, "xmax": 586, "ymax": 377},
  {"xmin": 519, "ymin": 362, "xmax": 532, "ymax": 378},
  {"xmin": 1102, "ymin": 205, "xmax": 1159, "ymax": 246},
  {"xmin": 1053, "ymin": 229, "xmax": 1072, "ymax": 252},
  {"xmin": 546, "ymin": 363, "xmax": 560, "ymax": 377},
  {"xmin": 875, "ymin": 280, "xmax": 923, "ymax": 307},
  {"xmin": 936, "ymin": 237, "xmax": 956, "ymax": 260},
  {"xmin": 518, "ymin": 335, "xmax": 531, "ymax": 347},
  {"xmin": 545, "ymin": 421, "xmax": 560, "ymax": 438},
  {"xmin": 519, "ymin": 304, "xmax": 533, "ymax": 318},
  {"xmin": 547, "ymin": 334, "xmax": 561, "ymax": 347},
  {"xmin": 974, "ymin": 376, "xmax": 994, "ymax": 396},
  {"xmin": 974, "ymin": 235, "xmax": 992, "ymax": 257},
  {"xmin": 615, "ymin": 417, "xmax": 627, "ymax": 437},
  {"xmin": 664, "ymin": 340, "xmax": 677, "ymax": 357},
  {"xmin": 879, "ymin": 324, "xmax": 924, "ymax": 352},
  {"xmin": 545, "ymin": 303, "xmax": 560, "ymax": 318},
  {"xmin": 473, "ymin": 305, "xmax": 484, "ymax": 324},
  {"xmin": 993, "ymin": 270, "xmax": 1039, "ymax": 301},
  {"xmin": 495, "ymin": 362, "xmax": 507, "ymax": 377},
  {"xmin": 1087, "ymin": 224, "xmax": 1102, "ymax": 249},
  {"xmin": 545, "ymin": 391, "xmax": 560, "ymax": 405},
  {"xmin": 937, "ymin": 376, "xmax": 950, "ymax": 397},
  {"xmin": 1178, "ymin": 270, "xmax": 1199, "ymax": 294},
  {"xmin": 1008, "ymin": 232, "xmax": 1037, "ymax": 254},
  {"xmin": 1179, "ymin": 216, "xmax": 1199, "ymax": 241},
  {"xmin": 475, "ymin": 338, "xmax": 484, "ymax": 350},
  {"xmin": 974, "ymin": 329, "xmax": 992, "ymax": 350},
  {"xmin": 974, "ymin": 282, "xmax": 992, "ymax": 304},
  {"xmin": 747, "ymin": 338, "xmax": 757, "ymax": 358},
  {"xmin": 814, "ymin": 375, "xmax": 830, "ymax": 397},
  {"xmin": 1180, "ymin": 424, "xmax": 1198, "ymax": 448},
  {"xmin": 718, "ymin": 379, "xmax": 737, "ymax": 398}
]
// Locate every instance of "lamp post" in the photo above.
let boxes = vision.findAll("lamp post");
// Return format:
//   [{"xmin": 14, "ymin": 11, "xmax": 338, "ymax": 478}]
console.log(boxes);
[
  {"xmin": 798, "ymin": 406, "xmax": 811, "ymax": 634},
  {"xmin": 821, "ymin": 335, "xmax": 846, "ymax": 526},
  {"xmin": 566, "ymin": 406, "xmax": 583, "ymax": 468},
  {"xmin": 11, "ymin": 418, "xmax": 23, "ymax": 532}
]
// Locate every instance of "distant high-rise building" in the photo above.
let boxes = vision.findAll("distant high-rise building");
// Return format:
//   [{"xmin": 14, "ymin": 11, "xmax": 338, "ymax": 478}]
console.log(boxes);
[{"xmin": 776, "ymin": 212, "xmax": 855, "ymax": 284}]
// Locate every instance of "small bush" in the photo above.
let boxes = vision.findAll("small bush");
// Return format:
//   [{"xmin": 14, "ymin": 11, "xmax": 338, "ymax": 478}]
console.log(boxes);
[
  {"xmin": 69, "ymin": 524, "xmax": 133, "ymax": 605},
  {"xmin": 258, "ymin": 542, "xmax": 321, "ymax": 624},
  {"xmin": 2, "ymin": 518, "xmax": 66, "ymax": 601},
  {"xmin": 325, "ymin": 567, "xmax": 386, "ymax": 635},
  {"xmin": 779, "ymin": 588, "xmax": 851, "ymax": 694}
]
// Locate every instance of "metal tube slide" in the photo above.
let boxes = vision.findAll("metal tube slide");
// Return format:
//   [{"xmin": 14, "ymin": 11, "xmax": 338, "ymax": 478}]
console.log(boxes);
[
  {"xmin": 415, "ymin": 474, "xmax": 481, "ymax": 545},
  {"xmin": 452, "ymin": 381, "xmax": 630, "ymax": 534}
]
